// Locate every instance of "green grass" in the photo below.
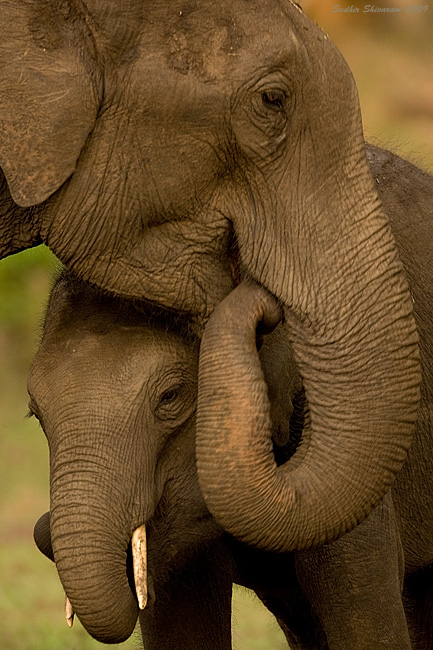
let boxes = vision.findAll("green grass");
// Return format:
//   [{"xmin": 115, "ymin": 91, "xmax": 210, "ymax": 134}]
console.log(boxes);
[{"xmin": 232, "ymin": 588, "xmax": 288, "ymax": 649}]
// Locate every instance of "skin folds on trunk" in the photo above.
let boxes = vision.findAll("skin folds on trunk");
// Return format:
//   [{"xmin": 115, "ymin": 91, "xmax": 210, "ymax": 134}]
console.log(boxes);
[
  {"xmin": 49, "ymin": 466, "xmax": 139, "ymax": 643},
  {"xmin": 35, "ymin": 510, "xmax": 148, "ymax": 640},
  {"xmin": 196, "ymin": 279, "xmax": 420, "ymax": 552}
]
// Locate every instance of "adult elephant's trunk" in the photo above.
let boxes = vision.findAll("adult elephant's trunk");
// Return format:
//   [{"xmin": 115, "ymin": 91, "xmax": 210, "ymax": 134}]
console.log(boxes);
[
  {"xmin": 48, "ymin": 435, "xmax": 143, "ymax": 643},
  {"xmin": 196, "ymin": 274, "xmax": 419, "ymax": 551},
  {"xmin": 195, "ymin": 10, "xmax": 420, "ymax": 552}
]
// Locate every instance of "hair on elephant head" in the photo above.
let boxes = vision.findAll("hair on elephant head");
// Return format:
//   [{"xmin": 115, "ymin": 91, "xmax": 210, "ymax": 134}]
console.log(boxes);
[
  {"xmin": 0, "ymin": 0, "xmax": 420, "ymax": 556},
  {"xmin": 29, "ymin": 269, "xmax": 303, "ymax": 644}
]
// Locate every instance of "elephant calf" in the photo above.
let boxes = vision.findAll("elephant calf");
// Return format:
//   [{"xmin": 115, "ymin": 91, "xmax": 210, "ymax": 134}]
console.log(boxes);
[
  {"xmin": 29, "ymin": 268, "xmax": 306, "ymax": 647},
  {"xmin": 29, "ymin": 270, "xmax": 231, "ymax": 646}
]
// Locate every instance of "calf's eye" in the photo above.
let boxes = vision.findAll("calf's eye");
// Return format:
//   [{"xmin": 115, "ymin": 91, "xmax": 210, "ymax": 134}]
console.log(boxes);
[{"xmin": 261, "ymin": 90, "xmax": 286, "ymax": 112}]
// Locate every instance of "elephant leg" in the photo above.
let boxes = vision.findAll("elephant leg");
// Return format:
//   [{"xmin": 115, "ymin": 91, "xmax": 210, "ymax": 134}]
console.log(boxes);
[
  {"xmin": 228, "ymin": 536, "xmax": 328, "ymax": 649},
  {"xmin": 403, "ymin": 565, "xmax": 433, "ymax": 650},
  {"xmin": 295, "ymin": 492, "xmax": 411, "ymax": 650},
  {"xmin": 252, "ymin": 572, "xmax": 329, "ymax": 650},
  {"xmin": 139, "ymin": 543, "xmax": 233, "ymax": 650},
  {"xmin": 255, "ymin": 591, "xmax": 328, "ymax": 650}
]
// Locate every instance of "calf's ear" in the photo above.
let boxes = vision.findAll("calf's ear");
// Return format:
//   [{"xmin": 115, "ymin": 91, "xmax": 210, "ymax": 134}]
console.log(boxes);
[{"xmin": 0, "ymin": 2, "xmax": 100, "ymax": 208}]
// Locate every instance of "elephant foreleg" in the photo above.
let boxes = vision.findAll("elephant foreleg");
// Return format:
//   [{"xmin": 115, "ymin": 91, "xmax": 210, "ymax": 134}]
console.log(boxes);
[
  {"xmin": 228, "ymin": 536, "xmax": 328, "ymax": 649},
  {"xmin": 403, "ymin": 564, "xmax": 433, "ymax": 650},
  {"xmin": 294, "ymin": 492, "xmax": 411, "ymax": 649},
  {"xmin": 139, "ymin": 543, "xmax": 233, "ymax": 650}
]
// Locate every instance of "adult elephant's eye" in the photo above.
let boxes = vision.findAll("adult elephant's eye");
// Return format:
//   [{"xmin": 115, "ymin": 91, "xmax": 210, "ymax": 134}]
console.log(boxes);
[
  {"xmin": 155, "ymin": 383, "xmax": 187, "ymax": 421},
  {"xmin": 159, "ymin": 386, "xmax": 181, "ymax": 406},
  {"xmin": 261, "ymin": 90, "xmax": 286, "ymax": 112}
]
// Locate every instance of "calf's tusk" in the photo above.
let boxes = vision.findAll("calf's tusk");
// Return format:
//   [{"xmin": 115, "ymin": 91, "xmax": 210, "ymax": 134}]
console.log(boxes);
[
  {"xmin": 65, "ymin": 595, "xmax": 74, "ymax": 628},
  {"xmin": 132, "ymin": 524, "xmax": 148, "ymax": 609}
]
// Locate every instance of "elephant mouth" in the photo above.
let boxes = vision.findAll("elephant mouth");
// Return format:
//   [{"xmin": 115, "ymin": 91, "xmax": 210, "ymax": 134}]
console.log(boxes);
[
  {"xmin": 60, "ymin": 524, "xmax": 149, "ymax": 630},
  {"xmin": 34, "ymin": 512, "xmax": 219, "ymax": 640}
]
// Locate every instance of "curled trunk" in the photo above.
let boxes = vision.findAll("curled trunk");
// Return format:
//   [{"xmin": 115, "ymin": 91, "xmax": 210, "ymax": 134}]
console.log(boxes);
[
  {"xmin": 42, "ymin": 418, "xmax": 150, "ymax": 644},
  {"xmin": 49, "ymin": 469, "xmax": 139, "ymax": 643},
  {"xmin": 196, "ymin": 278, "xmax": 419, "ymax": 552},
  {"xmin": 195, "ymin": 5, "xmax": 420, "ymax": 552}
]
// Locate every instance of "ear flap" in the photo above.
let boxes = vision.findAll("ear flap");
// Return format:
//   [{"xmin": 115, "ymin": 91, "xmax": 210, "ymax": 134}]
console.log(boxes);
[
  {"xmin": 0, "ymin": 167, "xmax": 42, "ymax": 258},
  {"xmin": 0, "ymin": 3, "xmax": 100, "ymax": 207}
]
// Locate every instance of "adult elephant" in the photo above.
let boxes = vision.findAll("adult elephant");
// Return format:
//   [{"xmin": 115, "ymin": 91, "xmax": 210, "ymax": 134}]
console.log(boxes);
[
  {"xmin": 0, "ymin": 0, "xmax": 420, "ymax": 557},
  {"xmin": 30, "ymin": 145, "xmax": 433, "ymax": 649}
]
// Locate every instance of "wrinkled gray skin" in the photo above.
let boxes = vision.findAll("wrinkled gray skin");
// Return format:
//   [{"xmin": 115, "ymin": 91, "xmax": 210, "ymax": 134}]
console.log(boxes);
[
  {"xmin": 29, "ymin": 269, "xmax": 302, "ymax": 646},
  {"xmin": 197, "ymin": 146, "xmax": 433, "ymax": 650},
  {"xmin": 0, "ymin": 0, "xmax": 420, "ymax": 564},
  {"xmin": 31, "ymin": 147, "xmax": 433, "ymax": 649}
]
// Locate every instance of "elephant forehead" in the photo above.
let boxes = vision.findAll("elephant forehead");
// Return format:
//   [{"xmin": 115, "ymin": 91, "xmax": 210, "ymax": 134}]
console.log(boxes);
[
  {"xmin": 137, "ymin": 0, "xmax": 307, "ymax": 85},
  {"xmin": 163, "ymin": 13, "xmax": 244, "ymax": 82},
  {"xmin": 31, "ymin": 325, "xmax": 195, "ymax": 388},
  {"xmin": 39, "ymin": 324, "xmax": 189, "ymax": 367}
]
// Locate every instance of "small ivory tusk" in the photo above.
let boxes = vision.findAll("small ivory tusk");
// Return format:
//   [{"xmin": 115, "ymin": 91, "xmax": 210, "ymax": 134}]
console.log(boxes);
[
  {"xmin": 132, "ymin": 524, "xmax": 148, "ymax": 610},
  {"xmin": 65, "ymin": 595, "xmax": 74, "ymax": 628}
]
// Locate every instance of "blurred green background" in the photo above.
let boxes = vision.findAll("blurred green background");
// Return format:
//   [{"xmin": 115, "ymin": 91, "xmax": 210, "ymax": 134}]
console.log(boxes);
[{"xmin": 1, "ymin": 1, "xmax": 432, "ymax": 648}]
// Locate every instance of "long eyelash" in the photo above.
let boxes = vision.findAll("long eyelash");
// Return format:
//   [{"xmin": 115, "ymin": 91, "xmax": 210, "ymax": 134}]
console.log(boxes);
[{"xmin": 25, "ymin": 410, "xmax": 34, "ymax": 420}]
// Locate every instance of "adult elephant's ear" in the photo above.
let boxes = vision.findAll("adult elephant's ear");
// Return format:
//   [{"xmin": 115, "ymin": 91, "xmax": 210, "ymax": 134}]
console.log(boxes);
[
  {"xmin": 0, "ymin": 2, "xmax": 100, "ymax": 208},
  {"xmin": 0, "ymin": 168, "xmax": 42, "ymax": 256}
]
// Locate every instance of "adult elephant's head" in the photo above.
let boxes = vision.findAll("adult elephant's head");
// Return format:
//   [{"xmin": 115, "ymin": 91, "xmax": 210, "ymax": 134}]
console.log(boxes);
[{"xmin": 3, "ymin": 2, "xmax": 419, "ymax": 545}]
